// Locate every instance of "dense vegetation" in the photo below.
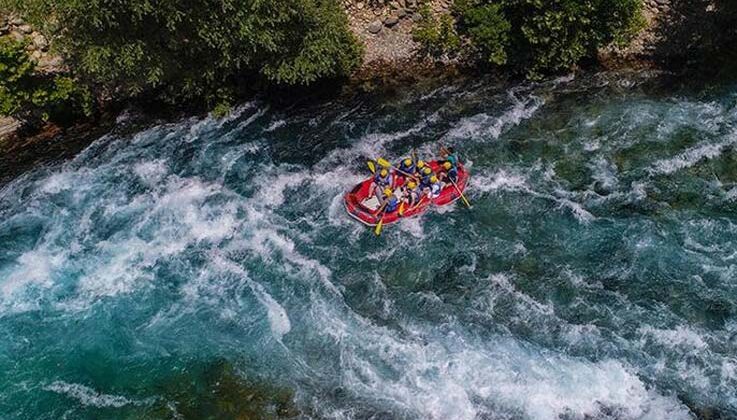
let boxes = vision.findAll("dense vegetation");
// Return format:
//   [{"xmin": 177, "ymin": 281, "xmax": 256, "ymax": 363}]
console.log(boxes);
[
  {"xmin": 654, "ymin": 0, "xmax": 737, "ymax": 67},
  {"xmin": 1, "ymin": 0, "xmax": 362, "ymax": 118},
  {"xmin": 414, "ymin": 0, "xmax": 644, "ymax": 78},
  {"xmin": 0, "ymin": 38, "xmax": 91, "ymax": 125}
]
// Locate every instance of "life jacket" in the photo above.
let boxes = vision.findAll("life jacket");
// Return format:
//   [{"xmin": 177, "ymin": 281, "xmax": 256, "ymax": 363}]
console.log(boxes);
[
  {"xmin": 385, "ymin": 195, "xmax": 399, "ymax": 212},
  {"xmin": 420, "ymin": 175, "xmax": 433, "ymax": 189},
  {"xmin": 429, "ymin": 181, "xmax": 442, "ymax": 197},
  {"xmin": 374, "ymin": 172, "xmax": 392, "ymax": 186},
  {"xmin": 446, "ymin": 154, "xmax": 459, "ymax": 167},
  {"xmin": 446, "ymin": 167, "xmax": 458, "ymax": 182}
]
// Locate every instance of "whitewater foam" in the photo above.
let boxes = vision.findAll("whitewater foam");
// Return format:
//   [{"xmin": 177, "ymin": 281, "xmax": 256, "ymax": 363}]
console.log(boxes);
[{"xmin": 44, "ymin": 381, "xmax": 156, "ymax": 408}]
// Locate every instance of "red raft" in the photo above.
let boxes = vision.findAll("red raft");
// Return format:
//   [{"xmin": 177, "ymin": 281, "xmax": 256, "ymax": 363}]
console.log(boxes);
[{"xmin": 344, "ymin": 161, "xmax": 470, "ymax": 226}]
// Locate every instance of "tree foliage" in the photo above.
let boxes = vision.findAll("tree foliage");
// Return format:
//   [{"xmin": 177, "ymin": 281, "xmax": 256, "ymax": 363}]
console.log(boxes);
[
  {"xmin": 2, "ymin": 0, "xmax": 363, "ymax": 107},
  {"xmin": 417, "ymin": 0, "xmax": 643, "ymax": 77},
  {"xmin": 0, "ymin": 37, "xmax": 91, "ymax": 124},
  {"xmin": 412, "ymin": 5, "xmax": 462, "ymax": 60}
]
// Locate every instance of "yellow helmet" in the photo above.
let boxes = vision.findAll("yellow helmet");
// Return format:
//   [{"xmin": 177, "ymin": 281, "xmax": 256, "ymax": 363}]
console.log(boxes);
[
  {"xmin": 404, "ymin": 158, "xmax": 412, "ymax": 166},
  {"xmin": 383, "ymin": 188, "xmax": 393, "ymax": 196},
  {"xmin": 443, "ymin": 161, "xmax": 452, "ymax": 170},
  {"xmin": 380, "ymin": 168, "xmax": 388, "ymax": 177},
  {"xmin": 417, "ymin": 160, "xmax": 425, "ymax": 169},
  {"xmin": 430, "ymin": 175, "xmax": 438, "ymax": 183},
  {"xmin": 422, "ymin": 167, "xmax": 432, "ymax": 175},
  {"xmin": 408, "ymin": 181, "xmax": 417, "ymax": 189}
]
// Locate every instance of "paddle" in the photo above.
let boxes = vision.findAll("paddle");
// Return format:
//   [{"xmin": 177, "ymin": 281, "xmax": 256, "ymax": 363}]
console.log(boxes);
[
  {"xmin": 374, "ymin": 201, "xmax": 389, "ymax": 236},
  {"xmin": 398, "ymin": 200, "xmax": 406, "ymax": 216},
  {"xmin": 409, "ymin": 195, "xmax": 429, "ymax": 212},
  {"xmin": 367, "ymin": 160, "xmax": 376, "ymax": 174},
  {"xmin": 449, "ymin": 177, "xmax": 471, "ymax": 208}
]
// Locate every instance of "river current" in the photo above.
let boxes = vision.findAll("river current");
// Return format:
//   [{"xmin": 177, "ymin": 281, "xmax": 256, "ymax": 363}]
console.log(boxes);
[{"xmin": 1, "ymin": 72, "xmax": 736, "ymax": 419}]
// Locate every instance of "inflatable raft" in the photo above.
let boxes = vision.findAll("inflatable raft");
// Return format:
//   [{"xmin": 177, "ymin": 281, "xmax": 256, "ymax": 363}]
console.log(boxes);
[{"xmin": 344, "ymin": 161, "xmax": 469, "ymax": 226}]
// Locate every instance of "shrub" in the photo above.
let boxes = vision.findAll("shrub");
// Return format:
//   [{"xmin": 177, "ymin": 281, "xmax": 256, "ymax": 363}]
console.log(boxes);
[
  {"xmin": 412, "ymin": 6, "xmax": 463, "ymax": 60},
  {"xmin": 454, "ymin": 1, "xmax": 510, "ymax": 65},
  {"xmin": 455, "ymin": 0, "xmax": 644, "ymax": 77},
  {"xmin": 2, "ymin": 0, "xmax": 363, "ymax": 108},
  {"xmin": 0, "ymin": 37, "xmax": 91, "ymax": 125}
]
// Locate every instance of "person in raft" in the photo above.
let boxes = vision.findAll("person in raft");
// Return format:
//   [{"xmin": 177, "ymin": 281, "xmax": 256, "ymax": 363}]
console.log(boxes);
[
  {"xmin": 437, "ymin": 161, "xmax": 458, "ymax": 184},
  {"xmin": 403, "ymin": 180, "xmax": 423, "ymax": 207},
  {"xmin": 440, "ymin": 146, "xmax": 459, "ymax": 167},
  {"xmin": 369, "ymin": 167, "xmax": 394, "ymax": 198},
  {"xmin": 380, "ymin": 187, "xmax": 400, "ymax": 213},
  {"xmin": 398, "ymin": 158, "xmax": 415, "ymax": 177},
  {"xmin": 414, "ymin": 160, "xmax": 427, "ymax": 176},
  {"xmin": 418, "ymin": 166, "xmax": 435, "ymax": 190},
  {"xmin": 426, "ymin": 175, "xmax": 442, "ymax": 198}
]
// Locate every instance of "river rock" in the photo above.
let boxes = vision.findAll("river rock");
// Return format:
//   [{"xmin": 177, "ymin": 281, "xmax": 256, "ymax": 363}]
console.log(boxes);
[
  {"xmin": 10, "ymin": 31, "xmax": 24, "ymax": 42},
  {"xmin": 18, "ymin": 24, "xmax": 33, "ymax": 34},
  {"xmin": 10, "ymin": 17, "xmax": 23, "ymax": 26},
  {"xmin": 397, "ymin": 9, "xmax": 407, "ymax": 19},
  {"xmin": 384, "ymin": 15, "xmax": 399, "ymax": 27},
  {"xmin": 368, "ymin": 21, "xmax": 382, "ymax": 34},
  {"xmin": 412, "ymin": 12, "xmax": 423, "ymax": 22},
  {"xmin": 33, "ymin": 33, "xmax": 48, "ymax": 51}
]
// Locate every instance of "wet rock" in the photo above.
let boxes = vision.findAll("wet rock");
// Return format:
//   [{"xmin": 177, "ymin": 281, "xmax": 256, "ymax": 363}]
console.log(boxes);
[
  {"xmin": 384, "ymin": 15, "xmax": 399, "ymax": 27},
  {"xmin": 368, "ymin": 20, "xmax": 383, "ymax": 34}
]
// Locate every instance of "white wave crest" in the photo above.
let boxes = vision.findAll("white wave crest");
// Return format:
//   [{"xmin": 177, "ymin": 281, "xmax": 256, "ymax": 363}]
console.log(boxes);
[{"xmin": 44, "ymin": 381, "xmax": 155, "ymax": 408}]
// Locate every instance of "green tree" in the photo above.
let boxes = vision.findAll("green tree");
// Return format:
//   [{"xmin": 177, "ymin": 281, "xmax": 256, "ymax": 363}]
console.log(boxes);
[
  {"xmin": 2, "ymin": 0, "xmax": 363, "ymax": 108},
  {"xmin": 454, "ymin": 1, "xmax": 510, "ymax": 65},
  {"xmin": 412, "ymin": 6, "xmax": 463, "ymax": 60},
  {"xmin": 0, "ymin": 37, "xmax": 91, "ymax": 125},
  {"xmin": 454, "ymin": 0, "xmax": 643, "ymax": 77}
]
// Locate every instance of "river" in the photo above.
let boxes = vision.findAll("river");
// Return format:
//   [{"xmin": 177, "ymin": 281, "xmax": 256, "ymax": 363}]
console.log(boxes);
[{"xmin": 1, "ymin": 72, "xmax": 736, "ymax": 419}]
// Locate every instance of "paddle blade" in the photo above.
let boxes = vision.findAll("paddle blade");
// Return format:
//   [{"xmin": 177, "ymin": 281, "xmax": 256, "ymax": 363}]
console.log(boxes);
[
  {"xmin": 377, "ymin": 157, "xmax": 391, "ymax": 168},
  {"xmin": 398, "ymin": 201, "xmax": 405, "ymax": 216},
  {"xmin": 374, "ymin": 218, "xmax": 384, "ymax": 236},
  {"xmin": 367, "ymin": 160, "xmax": 376, "ymax": 174}
]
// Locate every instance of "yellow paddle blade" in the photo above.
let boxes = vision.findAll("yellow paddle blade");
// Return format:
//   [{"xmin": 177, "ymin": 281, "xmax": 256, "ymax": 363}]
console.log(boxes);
[
  {"xmin": 367, "ymin": 160, "xmax": 376, "ymax": 174},
  {"xmin": 377, "ymin": 157, "xmax": 391, "ymax": 168},
  {"xmin": 398, "ymin": 201, "xmax": 405, "ymax": 216},
  {"xmin": 374, "ymin": 218, "xmax": 384, "ymax": 236}
]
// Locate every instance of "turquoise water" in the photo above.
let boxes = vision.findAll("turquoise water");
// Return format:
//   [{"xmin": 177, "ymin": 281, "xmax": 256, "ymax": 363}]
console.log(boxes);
[{"xmin": 1, "ymin": 72, "xmax": 737, "ymax": 419}]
